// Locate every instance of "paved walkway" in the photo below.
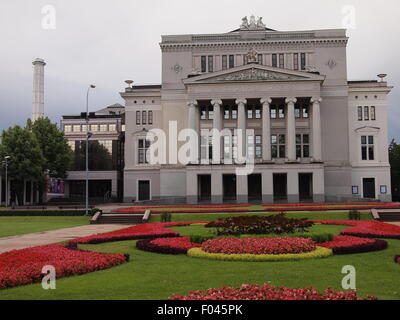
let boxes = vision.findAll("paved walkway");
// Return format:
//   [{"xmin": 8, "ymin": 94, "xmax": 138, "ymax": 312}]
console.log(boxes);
[{"xmin": 0, "ymin": 224, "xmax": 128, "ymax": 253}]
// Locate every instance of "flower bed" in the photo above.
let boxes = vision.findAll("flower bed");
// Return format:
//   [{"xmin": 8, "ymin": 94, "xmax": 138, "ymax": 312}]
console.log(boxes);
[
  {"xmin": 315, "ymin": 220, "xmax": 400, "ymax": 239},
  {"xmin": 68, "ymin": 222, "xmax": 206, "ymax": 246},
  {"xmin": 206, "ymin": 214, "xmax": 313, "ymax": 235},
  {"xmin": 395, "ymin": 255, "xmax": 400, "ymax": 264},
  {"xmin": 319, "ymin": 235, "xmax": 388, "ymax": 254},
  {"xmin": 187, "ymin": 246, "xmax": 332, "ymax": 262},
  {"xmin": 136, "ymin": 237, "xmax": 201, "ymax": 255},
  {"xmin": 202, "ymin": 237, "xmax": 316, "ymax": 255},
  {"xmin": 169, "ymin": 283, "xmax": 377, "ymax": 300},
  {"xmin": 0, "ymin": 244, "xmax": 128, "ymax": 289}
]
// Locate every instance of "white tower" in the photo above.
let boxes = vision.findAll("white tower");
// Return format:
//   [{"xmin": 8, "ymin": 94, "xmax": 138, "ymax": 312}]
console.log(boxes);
[{"xmin": 31, "ymin": 58, "xmax": 46, "ymax": 121}]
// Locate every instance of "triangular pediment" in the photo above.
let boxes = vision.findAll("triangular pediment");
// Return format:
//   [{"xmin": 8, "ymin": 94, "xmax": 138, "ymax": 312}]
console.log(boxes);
[{"xmin": 183, "ymin": 63, "xmax": 325, "ymax": 85}]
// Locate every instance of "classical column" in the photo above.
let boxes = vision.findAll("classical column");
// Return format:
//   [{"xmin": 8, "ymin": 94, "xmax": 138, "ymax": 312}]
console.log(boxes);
[
  {"xmin": 235, "ymin": 98, "xmax": 247, "ymax": 160},
  {"xmin": 187, "ymin": 100, "xmax": 199, "ymax": 164},
  {"xmin": 311, "ymin": 97, "xmax": 322, "ymax": 162},
  {"xmin": 285, "ymin": 97, "xmax": 297, "ymax": 161},
  {"xmin": 261, "ymin": 98, "xmax": 272, "ymax": 161},
  {"xmin": 0, "ymin": 175, "xmax": 2, "ymax": 205},
  {"xmin": 211, "ymin": 99, "xmax": 223, "ymax": 164}
]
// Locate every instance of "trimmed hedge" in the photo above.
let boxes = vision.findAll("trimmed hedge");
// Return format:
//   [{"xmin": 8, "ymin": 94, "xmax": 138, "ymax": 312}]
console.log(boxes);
[
  {"xmin": 0, "ymin": 208, "xmax": 99, "ymax": 216},
  {"xmin": 187, "ymin": 246, "xmax": 332, "ymax": 262},
  {"xmin": 136, "ymin": 238, "xmax": 187, "ymax": 255}
]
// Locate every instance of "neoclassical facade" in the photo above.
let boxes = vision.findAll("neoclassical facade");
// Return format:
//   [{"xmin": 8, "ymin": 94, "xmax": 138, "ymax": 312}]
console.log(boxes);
[{"xmin": 121, "ymin": 17, "xmax": 392, "ymax": 204}]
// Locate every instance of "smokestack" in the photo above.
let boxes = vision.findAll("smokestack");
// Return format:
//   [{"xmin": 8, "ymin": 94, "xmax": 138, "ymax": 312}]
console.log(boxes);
[{"xmin": 32, "ymin": 58, "xmax": 46, "ymax": 121}]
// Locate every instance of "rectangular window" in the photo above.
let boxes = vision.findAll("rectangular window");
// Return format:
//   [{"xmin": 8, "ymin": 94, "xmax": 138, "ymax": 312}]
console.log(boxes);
[
  {"xmin": 138, "ymin": 139, "xmax": 150, "ymax": 164},
  {"xmin": 142, "ymin": 111, "xmax": 147, "ymax": 125},
  {"xmin": 270, "ymin": 106, "xmax": 277, "ymax": 119},
  {"xmin": 208, "ymin": 109, "xmax": 214, "ymax": 120},
  {"xmin": 361, "ymin": 135, "xmax": 374, "ymax": 161},
  {"xmin": 293, "ymin": 53, "xmax": 299, "ymax": 70},
  {"xmin": 300, "ymin": 53, "xmax": 306, "ymax": 70},
  {"xmin": 364, "ymin": 106, "xmax": 369, "ymax": 121},
  {"xmin": 370, "ymin": 106, "xmax": 376, "ymax": 120},
  {"xmin": 108, "ymin": 124, "xmax": 116, "ymax": 132},
  {"xmin": 201, "ymin": 56, "xmax": 207, "ymax": 73},
  {"xmin": 258, "ymin": 54, "xmax": 263, "ymax": 65},
  {"xmin": 272, "ymin": 54, "xmax": 277, "ymax": 67},
  {"xmin": 99, "ymin": 124, "xmax": 107, "ymax": 132},
  {"xmin": 82, "ymin": 125, "xmax": 87, "ymax": 132},
  {"xmin": 271, "ymin": 134, "xmax": 286, "ymax": 158},
  {"xmin": 64, "ymin": 125, "xmax": 72, "ymax": 133},
  {"xmin": 200, "ymin": 107, "xmax": 207, "ymax": 120},
  {"xmin": 279, "ymin": 54, "xmax": 284, "ymax": 68},
  {"xmin": 302, "ymin": 105, "xmax": 309, "ymax": 118},
  {"xmin": 231, "ymin": 107, "xmax": 238, "ymax": 120},
  {"xmin": 255, "ymin": 135, "xmax": 262, "ymax": 158},
  {"xmin": 68, "ymin": 141, "xmax": 75, "ymax": 151},
  {"xmin": 278, "ymin": 105, "xmax": 285, "ymax": 119},
  {"xmin": 222, "ymin": 55, "xmax": 227, "ymax": 70},
  {"xmin": 208, "ymin": 56, "xmax": 214, "ymax": 73},
  {"xmin": 136, "ymin": 111, "xmax": 141, "ymax": 125},
  {"xmin": 296, "ymin": 134, "xmax": 310, "ymax": 158},
  {"xmin": 224, "ymin": 107, "xmax": 230, "ymax": 120},
  {"xmin": 229, "ymin": 55, "xmax": 235, "ymax": 68},
  {"xmin": 247, "ymin": 107, "xmax": 253, "ymax": 119},
  {"xmin": 295, "ymin": 105, "xmax": 301, "ymax": 118},
  {"xmin": 255, "ymin": 106, "xmax": 261, "ymax": 119},
  {"xmin": 90, "ymin": 124, "xmax": 98, "ymax": 132},
  {"xmin": 73, "ymin": 125, "xmax": 81, "ymax": 132},
  {"xmin": 148, "ymin": 111, "xmax": 153, "ymax": 125},
  {"xmin": 358, "ymin": 106, "xmax": 363, "ymax": 121}
]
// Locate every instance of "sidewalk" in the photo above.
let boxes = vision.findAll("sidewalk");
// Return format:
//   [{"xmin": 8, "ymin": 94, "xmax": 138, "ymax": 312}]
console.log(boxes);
[{"xmin": 0, "ymin": 224, "xmax": 128, "ymax": 253}]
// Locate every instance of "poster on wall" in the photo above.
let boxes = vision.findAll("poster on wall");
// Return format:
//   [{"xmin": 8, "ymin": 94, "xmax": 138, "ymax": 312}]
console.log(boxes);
[{"xmin": 47, "ymin": 178, "xmax": 65, "ymax": 196}]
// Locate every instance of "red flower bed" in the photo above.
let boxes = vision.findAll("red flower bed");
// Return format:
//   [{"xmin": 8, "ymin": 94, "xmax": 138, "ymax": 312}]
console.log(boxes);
[
  {"xmin": 319, "ymin": 235, "xmax": 388, "ymax": 254},
  {"xmin": 315, "ymin": 220, "xmax": 400, "ymax": 239},
  {"xmin": 0, "ymin": 244, "xmax": 128, "ymax": 289},
  {"xmin": 68, "ymin": 222, "xmax": 206, "ymax": 245},
  {"xmin": 169, "ymin": 284, "xmax": 377, "ymax": 300},
  {"xmin": 137, "ymin": 237, "xmax": 201, "ymax": 255},
  {"xmin": 202, "ymin": 237, "xmax": 316, "ymax": 255}
]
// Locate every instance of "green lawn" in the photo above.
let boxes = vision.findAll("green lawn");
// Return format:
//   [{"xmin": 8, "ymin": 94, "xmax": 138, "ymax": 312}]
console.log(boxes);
[
  {"xmin": 0, "ymin": 211, "xmax": 398, "ymax": 300},
  {"xmin": 0, "ymin": 216, "xmax": 90, "ymax": 238}
]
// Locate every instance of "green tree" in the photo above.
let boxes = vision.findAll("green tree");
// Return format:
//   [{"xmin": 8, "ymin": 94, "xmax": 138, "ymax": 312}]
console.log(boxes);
[
  {"xmin": 27, "ymin": 118, "xmax": 73, "ymax": 179},
  {"xmin": 0, "ymin": 125, "xmax": 45, "ymax": 204},
  {"xmin": 389, "ymin": 139, "xmax": 400, "ymax": 200}
]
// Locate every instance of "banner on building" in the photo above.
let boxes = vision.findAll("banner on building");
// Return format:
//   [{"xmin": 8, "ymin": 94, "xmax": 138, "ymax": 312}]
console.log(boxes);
[{"xmin": 47, "ymin": 178, "xmax": 65, "ymax": 196}]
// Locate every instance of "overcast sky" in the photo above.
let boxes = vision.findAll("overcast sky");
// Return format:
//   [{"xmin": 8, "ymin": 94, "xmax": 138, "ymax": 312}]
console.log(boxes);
[{"xmin": 0, "ymin": 0, "xmax": 399, "ymax": 141}]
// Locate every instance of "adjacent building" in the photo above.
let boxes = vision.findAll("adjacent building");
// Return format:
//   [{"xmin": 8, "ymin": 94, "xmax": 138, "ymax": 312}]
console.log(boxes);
[
  {"xmin": 61, "ymin": 104, "xmax": 125, "ymax": 201},
  {"xmin": 121, "ymin": 16, "xmax": 393, "ymax": 204}
]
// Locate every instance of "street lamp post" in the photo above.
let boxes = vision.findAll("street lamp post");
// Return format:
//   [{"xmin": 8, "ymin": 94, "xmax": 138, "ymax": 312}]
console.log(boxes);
[
  {"xmin": 86, "ymin": 85, "xmax": 96, "ymax": 216},
  {"xmin": 4, "ymin": 156, "xmax": 10, "ymax": 208}
]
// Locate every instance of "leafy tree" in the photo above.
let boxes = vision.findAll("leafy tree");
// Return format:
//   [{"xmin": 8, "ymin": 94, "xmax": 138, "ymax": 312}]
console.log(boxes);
[
  {"xmin": 0, "ymin": 125, "xmax": 45, "ymax": 204},
  {"xmin": 389, "ymin": 139, "xmax": 400, "ymax": 201},
  {"xmin": 27, "ymin": 118, "xmax": 73, "ymax": 179}
]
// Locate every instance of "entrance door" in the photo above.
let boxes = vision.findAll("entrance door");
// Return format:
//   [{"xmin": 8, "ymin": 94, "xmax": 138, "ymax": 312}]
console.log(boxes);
[
  {"xmin": 223, "ymin": 174, "xmax": 237, "ymax": 201},
  {"xmin": 363, "ymin": 178, "xmax": 376, "ymax": 199},
  {"xmin": 248, "ymin": 174, "xmax": 262, "ymax": 201},
  {"xmin": 299, "ymin": 173, "xmax": 313, "ymax": 201},
  {"xmin": 138, "ymin": 180, "xmax": 150, "ymax": 201},
  {"xmin": 198, "ymin": 175, "xmax": 211, "ymax": 201},
  {"xmin": 273, "ymin": 174, "xmax": 287, "ymax": 201}
]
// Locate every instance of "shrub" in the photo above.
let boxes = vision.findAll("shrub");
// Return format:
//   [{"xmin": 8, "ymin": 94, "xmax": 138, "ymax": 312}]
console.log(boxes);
[
  {"xmin": 202, "ymin": 237, "xmax": 316, "ymax": 255},
  {"xmin": 0, "ymin": 209, "xmax": 96, "ymax": 216},
  {"xmin": 319, "ymin": 235, "xmax": 388, "ymax": 254},
  {"xmin": 395, "ymin": 255, "xmax": 400, "ymax": 264},
  {"xmin": 348, "ymin": 210, "xmax": 361, "ymax": 220},
  {"xmin": 187, "ymin": 246, "xmax": 332, "ymax": 262},
  {"xmin": 160, "ymin": 212, "xmax": 172, "ymax": 222},
  {"xmin": 189, "ymin": 235, "xmax": 217, "ymax": 244},
  {"xmin": 169, "ymin": 283, "xmax": 377, "ymax": 300},
  {"xmin": 205, "ymin": 214, "xmax": 314, "ymax": 236}
]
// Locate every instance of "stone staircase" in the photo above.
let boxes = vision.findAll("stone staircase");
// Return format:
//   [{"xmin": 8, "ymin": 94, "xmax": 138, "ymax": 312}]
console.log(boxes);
[
  {"xmin": 91, "ymin": 210, "xmax": 151, "ymax": 225},
  {"xmin": 371, "ymin": 209, "xmax": 400, "ymax": 222}
]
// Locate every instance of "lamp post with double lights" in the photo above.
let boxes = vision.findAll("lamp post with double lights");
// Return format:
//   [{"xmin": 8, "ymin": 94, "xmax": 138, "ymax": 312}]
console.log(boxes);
[{"xmin": 85, "ymin": 85, "xmax": 96, "ymax": 216}]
